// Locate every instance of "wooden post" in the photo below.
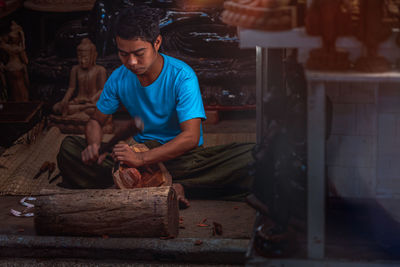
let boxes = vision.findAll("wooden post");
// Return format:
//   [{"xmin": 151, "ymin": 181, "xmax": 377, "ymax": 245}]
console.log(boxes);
[{"xmin": 35, "ymin": 186, "xmax": 179, "ymax": 238}]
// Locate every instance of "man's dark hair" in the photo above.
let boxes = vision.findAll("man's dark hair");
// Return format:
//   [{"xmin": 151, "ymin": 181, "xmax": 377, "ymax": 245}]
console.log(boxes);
[{"xmin": 114, "ymin": 5, "xmax": 160, "ymax": 44}]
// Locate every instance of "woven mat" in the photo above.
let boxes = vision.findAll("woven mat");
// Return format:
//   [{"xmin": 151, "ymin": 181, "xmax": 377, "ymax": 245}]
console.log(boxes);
[
  {"xmin": 0, "ymin": 125, "xmax": 115, "ymax": 196},
  {"xmin": 0, "ymin": 127, "xmax": 67, "ymax": 196}
]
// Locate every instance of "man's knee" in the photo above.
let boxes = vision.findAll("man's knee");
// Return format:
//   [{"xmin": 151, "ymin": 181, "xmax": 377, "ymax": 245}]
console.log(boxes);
[{"xmin": 58, "ymin": 136, "xmax": 86, "ymax": 162}]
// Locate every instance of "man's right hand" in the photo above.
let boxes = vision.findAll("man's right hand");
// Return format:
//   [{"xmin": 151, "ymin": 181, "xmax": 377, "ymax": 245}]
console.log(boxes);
[{"xmin": 81, "ymin": 143, "xmax": 106, "ymax": 165}]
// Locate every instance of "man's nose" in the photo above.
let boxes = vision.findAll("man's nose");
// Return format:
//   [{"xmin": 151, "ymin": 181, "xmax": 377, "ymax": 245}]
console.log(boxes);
[{"xmin": 127, "ymin": 54, "xmax": 138, "ymax": 66}]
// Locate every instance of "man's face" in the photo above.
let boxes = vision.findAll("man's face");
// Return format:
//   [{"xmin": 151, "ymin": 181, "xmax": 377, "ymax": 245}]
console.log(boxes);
[
  {"xmin": 116, "ymin": 36, "xmax": 161, "ymax": 76},
  {"xmin": 77, "ymin": 51, "xmax": 91, "ymax": 69}
]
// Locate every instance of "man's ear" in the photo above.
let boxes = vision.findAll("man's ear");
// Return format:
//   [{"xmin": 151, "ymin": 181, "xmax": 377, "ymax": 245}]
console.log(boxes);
[{"xmin": 153, "ymin": 35, "xmax": 162, "ymax": 51}]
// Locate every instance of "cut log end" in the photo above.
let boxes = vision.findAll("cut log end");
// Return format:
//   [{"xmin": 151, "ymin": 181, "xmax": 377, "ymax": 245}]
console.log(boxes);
[{"xmin": 167, "ymin": 186, "xmax": 179, "ymax": 237}]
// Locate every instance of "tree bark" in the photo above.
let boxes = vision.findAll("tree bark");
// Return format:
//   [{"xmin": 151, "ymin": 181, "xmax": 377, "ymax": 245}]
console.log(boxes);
[{"xmin": 35, "ymin": 186, "xmax": 179, "ymax": 237}]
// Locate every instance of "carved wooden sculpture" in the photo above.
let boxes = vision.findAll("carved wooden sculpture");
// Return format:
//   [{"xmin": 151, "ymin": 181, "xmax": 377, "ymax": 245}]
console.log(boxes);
[
  {"xmin": 113, "ymin": 144, "xmax": 172, "ymax": 189},
  {"xmin": 221, "ymin": 0, "xmax": 295, "ymax": 31},
  {"xmin": 0, "ymin": 21, "xmax": 29, "ymax": 101},
  {"xmin": 51, "ymin": 38, "xmax": 111, "ymax": 133},
  {"xmin": 305, "ymin": 0, "xmax": 352, "ymax": 71},
  {"xmin": 355, "ymin": 0, "xmax": 392, "ymax": 72}
]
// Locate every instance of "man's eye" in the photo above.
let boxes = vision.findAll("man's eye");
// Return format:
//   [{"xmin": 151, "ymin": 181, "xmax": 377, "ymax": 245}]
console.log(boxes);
[
  {"xmin": 136, "ymin": 53, "xmax": 144, "ymax": 57},
  {"xmin": 119, "ymin": 52, "xmax": 129, "ymax": 57}
]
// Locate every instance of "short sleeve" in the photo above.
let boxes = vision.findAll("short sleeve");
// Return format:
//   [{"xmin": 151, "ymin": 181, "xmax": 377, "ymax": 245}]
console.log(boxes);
[
  {"xmin": 96, "ymin": 72, "xmax": 120, "ymax": 115},
  {"xmin": 175, "ymin": 72, "xmax": 206, "ymax": 123}
]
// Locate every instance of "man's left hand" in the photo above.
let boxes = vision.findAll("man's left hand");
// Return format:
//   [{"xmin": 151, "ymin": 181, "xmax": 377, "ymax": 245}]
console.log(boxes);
[{"xmin": 112, "ymin": 143, "xmax": 145, "ymax": 168}]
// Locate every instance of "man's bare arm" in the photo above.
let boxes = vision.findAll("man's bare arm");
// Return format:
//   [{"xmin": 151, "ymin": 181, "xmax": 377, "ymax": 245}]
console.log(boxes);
[
  {"xmin": 112, "ymin": 118, "xmax": 201, "ymax": 167},
  {"xmin": 82, "ymin": 108, "xmax": 111, "ymax": 165}
]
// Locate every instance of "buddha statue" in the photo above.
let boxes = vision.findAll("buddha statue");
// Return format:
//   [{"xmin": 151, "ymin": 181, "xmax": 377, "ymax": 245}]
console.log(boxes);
[
  {"xmin": 51, "ymin": 38, "xmax": 111, "ymax": 133},
  {"xmin": 53, "ymin": 38, "xmax": 106, "ymax": 119}
]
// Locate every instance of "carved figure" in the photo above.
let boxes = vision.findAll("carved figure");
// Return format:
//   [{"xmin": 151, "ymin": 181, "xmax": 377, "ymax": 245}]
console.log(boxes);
[
  {"xmin": 221, "ymin": 0, "xmax": 295, "ymax": 31},
  {"xmin": 355, "ymin": 0, "xmax": 392, "ymax": 72},
  {"xmin": 50, "ymin": 38, "xmax": 112, "ymax": 134},
  {"xmin": 305, "ymin": 0, "xmax": 352, "ymax": 71},
  {"xmin": 0, "ymin": 21, "xmax": 29, "ymax": 101},
  {"xmin": 52, "ymin": 38, "xmax": 107, "ymax": 121}
]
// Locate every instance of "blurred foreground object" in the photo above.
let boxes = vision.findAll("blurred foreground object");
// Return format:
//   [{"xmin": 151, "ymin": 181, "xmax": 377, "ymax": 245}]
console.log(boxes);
[
  {"xmin": 355, "ymin": 0, "xmax": 392, "ymax": 72},
  {"xmin": 305, "ymin": 0, "xmax": 352, "ymax": 71},
  {"xmin": 221, "ymin": 0, "xmax": 296, "ymax": 31}
]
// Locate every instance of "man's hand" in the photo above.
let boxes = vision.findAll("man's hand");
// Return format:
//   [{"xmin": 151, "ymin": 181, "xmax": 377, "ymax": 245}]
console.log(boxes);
[
  {"xmin": 60, "ymin": 100, "xmax": 69, "ymax": 116},
  {"xmin": 83, "ymin": 108, "xmax": 111, "ymax": 165},
  {"xmin": 81, "ymin": 143, "xmax": 107, "ymax": 165},
  {"xmin": 112, "ymin": 143, "xmax": 145, "ymax": 168}
]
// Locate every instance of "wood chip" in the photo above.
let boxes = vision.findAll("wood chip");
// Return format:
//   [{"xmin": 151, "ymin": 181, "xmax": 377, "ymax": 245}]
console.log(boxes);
[
  {"xmin": 196, "ymin": 217, "xmax": 209, "ymax": 227},
  {"xmin": 160, "ymin": 236, "xmax": 175, "ymax": 240},
  {"xmin": 212, "ymin": 222, "xmax": 223, "ymax": 236}
]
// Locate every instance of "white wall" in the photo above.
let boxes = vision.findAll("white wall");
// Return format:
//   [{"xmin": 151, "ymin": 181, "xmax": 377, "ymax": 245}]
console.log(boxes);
[{"xmin": 323, "ymin": 81, "xmax": 400, "ymax": 199}]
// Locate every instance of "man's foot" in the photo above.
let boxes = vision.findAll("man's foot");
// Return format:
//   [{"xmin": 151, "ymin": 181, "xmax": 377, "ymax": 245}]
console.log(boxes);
[{"xmin": 172, "ymin": 183, "xmax": 190, "ymax": 209}]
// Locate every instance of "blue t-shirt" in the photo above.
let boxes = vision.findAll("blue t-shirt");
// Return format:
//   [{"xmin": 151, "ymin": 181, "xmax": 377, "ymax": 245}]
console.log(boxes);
[{"xmin": 97, "ymin": 53, "xmax": 207, "ymax": 146}]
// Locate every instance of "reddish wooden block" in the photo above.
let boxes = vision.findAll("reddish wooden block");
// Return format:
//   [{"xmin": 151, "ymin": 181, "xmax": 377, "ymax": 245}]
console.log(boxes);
[{"xmin": 205, "ymin": 110, "xmax": 219, "ymax": 124}]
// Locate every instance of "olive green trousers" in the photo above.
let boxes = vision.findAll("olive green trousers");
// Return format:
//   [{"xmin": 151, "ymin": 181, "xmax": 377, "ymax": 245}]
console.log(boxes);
[{"xmin": 57, "ymin": 136, "xmax": 255, "ymax": 200}]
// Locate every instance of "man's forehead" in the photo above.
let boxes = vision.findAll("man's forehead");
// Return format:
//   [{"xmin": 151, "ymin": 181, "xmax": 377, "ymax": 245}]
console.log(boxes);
[
  {"xmin": 116, "ymin": 36, "xmax": 148, "ymax": 44},
  {"xmin": 116, "ymin": 38, "xmax": 150, "ymax": 52}
]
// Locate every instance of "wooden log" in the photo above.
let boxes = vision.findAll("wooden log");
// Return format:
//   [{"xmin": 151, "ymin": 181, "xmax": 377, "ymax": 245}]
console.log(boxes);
[{"xmin": 34, "ymin": 186, "xmax": 179, "ymax": 238}]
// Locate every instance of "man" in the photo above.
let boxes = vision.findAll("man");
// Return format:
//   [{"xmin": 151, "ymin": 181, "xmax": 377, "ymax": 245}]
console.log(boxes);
[{"xmin": 57, "ymin": 5, "xmax": 254, "ymax": 207}]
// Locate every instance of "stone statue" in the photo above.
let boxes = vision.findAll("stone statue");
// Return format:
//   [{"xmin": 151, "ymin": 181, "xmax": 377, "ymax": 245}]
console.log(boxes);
[
  {"xmin": 52, "ymin": 38, "xmax": 107, "ymax": 121},
  {"xmin": 0, "ymin": 21, "xmax": 29, "ymax": 101}
]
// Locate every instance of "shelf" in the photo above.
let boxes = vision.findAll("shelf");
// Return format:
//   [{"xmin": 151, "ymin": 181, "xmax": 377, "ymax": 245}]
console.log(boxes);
[
  {"xmin": 306, "ymin": 70, "xmax": 400, "ymax": 83},
  {"xmin": 238, "ymin": 27, "xmax": 398, "ymax": 50},
  {"xmin": 23, "ymin": 0, "xmax": 94, "ymax": 12},
  {"xmin": 204, "ymin": 105, "xmax": 256, "ymax": 111},
  {"xmin": 0, "ymin": 0, "xmax": 22, "ymax": 19},
  {"xmin": 239, "ymin": 27, "xmax": 320, "ymax": 49}
]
